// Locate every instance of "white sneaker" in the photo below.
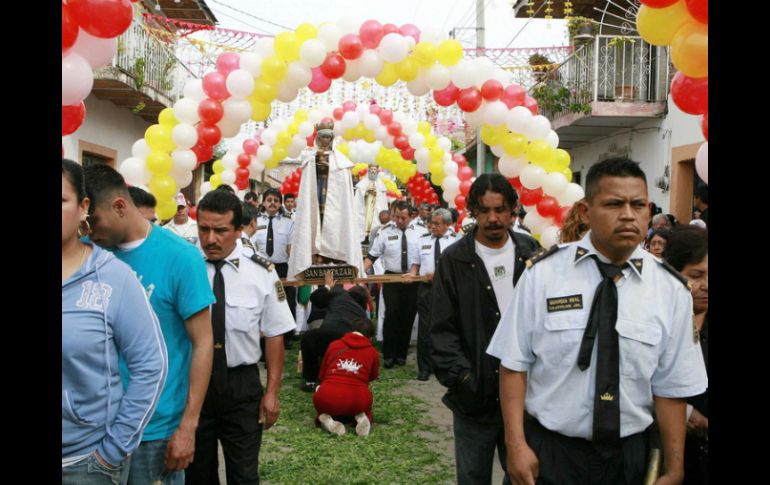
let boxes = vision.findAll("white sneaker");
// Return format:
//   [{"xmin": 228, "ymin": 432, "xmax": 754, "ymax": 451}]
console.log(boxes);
[
  {"xmin": 319, "ymin": 413, "xmax": 346, "ymax": 436},
  {"xmin": 354, "ymin": 412, "xmax": 371, "ymax": 437}
]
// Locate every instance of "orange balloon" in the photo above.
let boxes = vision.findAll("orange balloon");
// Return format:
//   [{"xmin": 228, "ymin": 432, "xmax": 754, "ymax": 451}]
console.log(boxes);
[
  {"xmin": 671, "ymin": 22, "xmax": 708, "ymax": 78},
  {"xmin": 636, "ymin": 1, "xmax": 691, "ymax": 46}
]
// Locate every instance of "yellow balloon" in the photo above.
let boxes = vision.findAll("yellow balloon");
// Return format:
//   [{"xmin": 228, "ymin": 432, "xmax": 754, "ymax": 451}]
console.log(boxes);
[
  {"xmin": 145, "ymin": 124, "xmax": 175, "ymax": 152},
  {"xmin": 209, "ymin": 173, "xmax": 222, "ymax": 188},
  {"xmin": 343, "ymin": 129, "xmax": 355, "ymax": 141},
  {"xmin": 294, "ymin": 109, "xmax": 309, "ymax": 122},
  {"xmin": 375, "ymin": 62, "xmax": 398, "ymax": 87},
  {"xmin": 429, "ymin": 145, "xmax": 444, "ymax": 161},
  {"xmin": 354, "ymin": 124, "xmax": 367, "ymax": 139},
  {"xmin": 437, "ymin": 39, "xmax": 463, "ymax": 66},
  {"xmin": 395, "ymin": 56, "xmax": 419, "ymax": 81},
  {"xmin": 156, "ymin": 198, "xmax": 176, "ymax": 220},
  {"xmin": 413, "ymin": 41, "xmax": 438, "ymax": 67},
  {"xmin": 338, "ymin": 143, "xmax": 350, "ymax": 156},
  {"xmin": 428, "ymin": 160, "xmax": 444, "ymax": 175},
  {"xmin": 423, "ymin": 134, "xmax": 437, "ymax": 148},
  {"xmin": 364, "ymin": 131, "xmax": 376, "ymax": 143},
  {"xmin": 527, "ymin": 140, "xmax": 553, "ymax": 165},
  {"xmin": 253, "ymin": 79, "xmax": 278, "ymax": 102},
  {"xmin": 417, "ymin": 121, "xmax": 432, "ymax": 135},
  {"xmin": 149, "ymin": 173, "xmax": 177, "ymax": 199},
  {"xmin": 265, "ymin": 158, "xmax": 280, "ymax": 169},
  {"xmin": 295, "ymin": 23, "xmax": 317, "ymax": 42},
  {"xmin": 288, "ymin": 121, "xmax": 300, "ymax": 135},
  {"xmin": 432, "ymin": 174, "xmax": 445, "ymax": 186},
  {"xmin": 503, "ymin": 133, "xmax": 528, "ymax": 157},
  {"xmin": 552, "ymin": 148, "xmax": 571, "ymax": 170},
  {"xmin": 146, "ymin": 151, "xmax": 172, "ymax": 174},
  {"xmin": 261, "ymin": 56, "xmax": 288, "ymax": 83},
  {"xmin": 276, "ymin": 131, "xmax": 291, "ymax": 146},
  {"xmin": 480, "ymin": 124, "xmax": 505, "ymax": 146},
  {"xmin": 274, "ymin": 32, "xmax": 300, "ymax": 62},
  {"xmin": 561, "ymin": 167, "xmax": 573, "ymax": 183},
  {"xmin": 671, "ymin": 22, "xmax": 708, "ymax": 78},
  {"xmin": 249, "ymin": 98, "xmax": 271, "ymax": 121},
  {"xmin": 212, "ymin": 159, "xmax": 225, "ymax": 174},
  {"xmin": 272, "ymin": 146, "xmax": 288, "ymax": 162},
  {"xmin": 158, "ymin": 108, "xmax": 179, "ymax": 127},
  {"xmin": 636, "ymin": 1, "xmax": 691, "ymax": 46}
]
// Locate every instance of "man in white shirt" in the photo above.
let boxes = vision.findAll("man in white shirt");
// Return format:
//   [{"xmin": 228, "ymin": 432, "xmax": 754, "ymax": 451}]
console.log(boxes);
[{"xmin": 164, "ymin": 193, "xmax": 198, "ymax": 244}]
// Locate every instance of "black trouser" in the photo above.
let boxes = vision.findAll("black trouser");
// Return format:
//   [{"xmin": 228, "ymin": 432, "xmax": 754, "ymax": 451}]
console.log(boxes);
[
  {"xmin": 453, "ymin": 410, "xmax": 511, "ymax": 485},
  {"xmin": 523, "ymin": 414, "xmax": 649, "ymax": 485},
  {"xmin": 186, "ymin": 365, "xmax": 264, "ymax": 485},
  {"xmin": 382, "ymin": 271, "xmax": 419, "ymax": 361},
  {"xmin": 300, "ymin": 326, "xmax": 347, "ymax": 382},
  {"xmin": 416, "ymin": 282, "xmax": 435, "ymax": 374}
]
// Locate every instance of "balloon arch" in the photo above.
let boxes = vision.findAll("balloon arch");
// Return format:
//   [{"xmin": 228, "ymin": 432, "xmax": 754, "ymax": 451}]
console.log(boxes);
[{"xmin": 116, "ymin": 18, "xmax": 585, "ymax": 247}]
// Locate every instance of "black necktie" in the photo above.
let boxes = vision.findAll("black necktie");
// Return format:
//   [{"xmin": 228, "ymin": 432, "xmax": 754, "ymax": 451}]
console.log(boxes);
[
  {"xmin": 434, "ymin": 236, "xmax": 442, "ymax": 269},
  {"xmin": 210, "ymin": 259, "xmax": 228, "ymax": 393},
  {"xmin": 577, "ymin": 256, "xmax": 626, "ymax": 453},
  {"xmin": 266, "ymin": 216, "xmax": 274, "ymax": 257},
  {"xmin": 401, "ymin": 229, "xmax": 408, "ymax": 273}
]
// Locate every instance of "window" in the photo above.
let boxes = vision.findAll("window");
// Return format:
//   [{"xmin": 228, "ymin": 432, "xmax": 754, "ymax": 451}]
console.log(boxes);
[
  {"xmin": 82, "ymin": 151, "xmax": 111, "ymax": 168},
  {"xmin": 78, "ymin": 140, "xmax": 117, "ymax": 168}
]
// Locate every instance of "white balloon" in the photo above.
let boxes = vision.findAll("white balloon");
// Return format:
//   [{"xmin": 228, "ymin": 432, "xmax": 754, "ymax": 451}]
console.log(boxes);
[
  {"xmin": 355, "ymin": 105, "xmax": 370, "ymax": 119},
  {"xmin": 542, "ymin": 172, "xmax": 568, "ymax": 196},
  {"xmin": 341, "ymin": 111, "xmax": 359, "ymax": 130},
  {"xmin": 291, "ymin": 133, "xmax": 307, "ymax": 149},
  {"xmin": 483, "ymin": 100, "xmax": 509, "ymax": 126},
  {"xmin": 364, "ymin": 113, "xmax": 381, "ymax": 131},
  {"xmin": 171, "ymin": 123, "xmax": 198, "ymax": 150},
  {"xmin": 299, "ymin": 39, "xmax": 326, "ymax": 68},
  {"xmin": 359, "ymin": 49, "xmax": 384, "ymax": 78},
  {"xmin": 249, "ymin": 159, "xmax": 265, "ymax": 176},
  {"xmin": 308, "ymin": 109, "xmax": 324, "ymax": 124},
  {"xmin": 199, "ymin": 181, "xmax": 212, "ymax": 198},
  {"xmin": 443, "ymin": 153, "xmax": 452, "ymax": 163},
  {"xmin": 443, "ymin": 190, "xmax": 456, "ymax": 204},
  {"xmin": 275, "ymin": 83, "xmax": 299, "ymax": 103},
  {"xmin": 498, "ymin": 154, "xmax": 525, "ymax": 178},
  {"xmin": 272, "ymin": 119, "xmax": 289, "ymax": 132},
  {"xmin": 287, "ymin": 143, "xmax": 303, "ymax": 158},
  {"xmin": 132, "ymin": 139, "xmax": 152, "ymax": 159},
  {"xmin": 285, "ymin": 62, "xmax": 312, "ymax": 89},
  {"xmin": 408, "ymin": 132, "xmax": 426, "ymax": 149},
  {"xmin": 62, "ymin": 52, "xmax": 94, "ymax": 105},
  {"xmin": 540, "ymin": 225, "xmax": 561, "ymax": 248},
  {"xmin": 492, "ymin": 67, "xmax": 512, "ymax": 85},
  {"xmin": 464, "ymin": 108, "xmax": 485, "ymax": 129},
  {"xmin": 349, "ymin": 143, "xmax": 362, "ymax": 161},
  {"xmin": 333, "ymin": 124, "xmax": 345, "ymax": 136},
  {"xmin": 421, "ymin": 26, "xmax": 445, "ymax": 45},
  {"xmin": 220, "ymin": 169, "xmax": 236, "ymax": 185},
  {"xmin": 238, "ymin": 52, "xmax": 263, "ymax": 77},
  {"xmin": 225, "ymin": 69, "xmax": 254, "ymax": 99},
  {"xmin": 406, "ymin": 76, "xmax": 430, "ymax": 96},
  {"xmin": 378, "ymin": 33, "xmax": 409, "ymax": 63},
  {"xmin": 71, "ymin": 30, "xmax": 117, "ymax": 69},
  {"xmin": 299, "ymin": 121, "xmax": 315, "ymax": 137},
  {"xmin": 172, "ymin": 169, "xmax": 194, "ymax": 189},
  {"xmin": 695, "ymin": 141, "xmax": 708, "ymax": 184},
  {"xmin": 382, "ymin": 137, "xmax": 395, "ymax": 149},
  {"xmin": 449, "ymin": 60, "xmax": 477, "ymax": 89},
  {"xmin": 261, "ymin": 128, "xmax": 278, "ymax": 145},
  {"xmin": 217, "ymin": 118, "xmax": 242, "ymax": 139},
  {"xmin": 406, "ymin": 36, "xmax": 416, "ymax": 50},
  {"xmin": 556, "ymin": 183, "xmax": 585, "ymax": 206},
  {"xmin": 506, "ymin": 106, "xmax": 533, "ymax": 134},
  {"xmin": 545, "ymin": 130, "xmax": 560, "ymax": 149},
  {"xmin": 438, "ymin": 136, "xmax": 452, "ymax": 152},
  {"xmin": 425, "ymin": 65, "xmax": 451, "ymax": 90},
  {"xmin": 416, "ymin": 157, "xmax": 430, "ymax": 173},
  {"xmin": 173, "ymin": 97, "xmax": 200, "ymax": 125},
  {"xmin": 171, "ymin": 149, "xmax": 197, "ymax": 172},
  {"xmin": 520, "ymin": 164, "xmax": 546, "ymax": 189},
  {"xmin": 336, "ymin": 17, "xmax": 358, "ymax": 35},
  {"xmin": 183, "ymin": 79, "xmax": 206, "ymax": 102},
  {"xmin": 526, "ymin": 115, "xmax": 552, "ymax": 141},
  {"xmin": 401, "ymin": 118, "xmax": 419, "ymax": 135},
  {"xmin": 221, "ymin": 152, "xmax": 238, "ymax": 170},
  {"xmin": 415, "ymin": 147, "xmax": 431, "ymax": 164},
  {"xmin": 524, "ymin": 211, "xmax": 550, "ymax": 235},
  {"xmin": 375, "ymin": 125, "xmax": 388, "ymax": 140},
  {"xmin": 474, "ymin": 57, "xmax": 496, "ymax": 84},
  {"xmin": 443, "ymin": 175, "xmax": 461, "ymax": 193},
  {"xmin": 317, "ymin": 23, "xmax": 342, "ymax": 52},
  {"xmin": 222, "ymin": 98, "xmax": 252, "ymax": 124},
  {"xmin": 444, "ymin": 160, "xmax": 459, "ymax": 176},
  {"xmin": 228, "ymin": 138, "xmax": 244, "ymax": 154},
  {"xmin": 490, "ymin": 144, "xmax": 505, "ymax": 157},
  {"xmin": 254, "ymin": 37, "xmax": 275, "ymax": 58},
  {"xmin": 256, "ymin": 144, "xmax": 273, "ymax": 162},
  {"xmin": 119, "ymin": 157, "xmax": 149, "ymax": 186},
  {"xmin": 341, "ymin": 58, "xmax": 363, "ymax": 82}
]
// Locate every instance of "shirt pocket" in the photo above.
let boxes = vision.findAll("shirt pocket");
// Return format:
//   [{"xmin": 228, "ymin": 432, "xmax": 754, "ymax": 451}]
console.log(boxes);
[
  {"xmin": 541, "ymin": 311, "xmax": 588, "ymax": 367},
  {"xmin": 226, "ymin": 296, "xmax": 260, "ymax": 333},
  {"xmin": 616, "ymin": 318, "xmax": 661, "ymax": 381},
  {"xmin": 62, "ymin": 389, "xmax": 94, "ymax": 426}
]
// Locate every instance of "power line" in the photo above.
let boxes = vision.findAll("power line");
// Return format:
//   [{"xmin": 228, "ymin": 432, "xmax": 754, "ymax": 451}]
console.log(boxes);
[
  {"xmin": 211, "ymin": 10, "xmax": 275, "ymax": 36},
  {"xmin": 441, "ymin": 0, "xmax": 462, "ymax": 32},
  {"xmin": 209, "ymin": 0, "xmax": 292, "ymax": 30}
]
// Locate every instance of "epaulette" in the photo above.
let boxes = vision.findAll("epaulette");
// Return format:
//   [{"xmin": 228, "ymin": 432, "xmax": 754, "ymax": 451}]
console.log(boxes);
[
  {"xmin": 421, "ymin": 232, "xmax": 430, "ymax": 237},
  {"xmin": 658, "ymin": 259, "xmax": 692, "ymax": 290},
  {"xmin": 250, "ymin": 253, "xmax": 275, "ymax": 272},
  {"xmin": 525, "ymin": 245, "xmax": 563, "ymax": 269},
  {"xmin": 241, "ymin": 237, "xmax": 256, "ymax": 251}
]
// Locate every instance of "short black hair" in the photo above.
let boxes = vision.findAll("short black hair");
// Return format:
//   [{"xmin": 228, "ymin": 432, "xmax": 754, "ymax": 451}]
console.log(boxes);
[
  {"xmin": 283, "ymin": 192, "xmax": 296, "ymax": 201},
  {"xmin": 348, "ymin": 285, "xmax": 369, "ymax": 311},
  {"xmin": 665, "ymin": 213, "xmax": 679, "ymax": 227},
  {"xmin": 198, "ymin": 189, "xmax": 243, "ymax": 228},
  {"xmin": 244, "ymin": 191, "xmax": 259, "ymax": 202},
  {"xmin": 585, "ymin": 158, "xmax": 647, "ymax": 202},
  {"xmin": 349, "ymin": 316, "xmax": 374, "ymax": 338},
  {"xmin": 663, "ymin": 225, "xmax": 707, "ymax": 271},
  {"xmin": 128, "ymin": 186, "xmax": 157, "ymax": 209},
  {"xmin": 448, "ymin": 207, "xmax": 459, "ymax": 223},
  {"xmin": 83, "ymin": 163, "xmax": 130, "ymax": 210},
  {"xmin": 62, "ymin": 159, "xmax": 86, "ymax": 203},
  {"xmin": 241, "ymin": 202, "xmax": 259, "ymax": 225},
  {"xmin": 694, "ymin": 186, "xmax": 708, "ymax": 205},
  {"xmin": 467, "ymin": 173, "xmax": 518, "ymax": 215},
  {"xmin": 391, "ymin": 200, "xmax": 409, "ymax": 213},
  {"xmin": 650, "ymin": 227, "xmax": 672, "ymax": 242},
  {"xmin": 263, "ymin": 188, "xmax": 282, "ymax": 203},
  {"xmin": 216, "ymin": 184, "xmax": 235, "ymax": 193}
]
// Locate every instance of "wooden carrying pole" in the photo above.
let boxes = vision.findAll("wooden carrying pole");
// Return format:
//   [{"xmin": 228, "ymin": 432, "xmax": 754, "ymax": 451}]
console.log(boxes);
[{"xmin": 280, "ymin": 274, "xmax": 430, "ymax": 287}]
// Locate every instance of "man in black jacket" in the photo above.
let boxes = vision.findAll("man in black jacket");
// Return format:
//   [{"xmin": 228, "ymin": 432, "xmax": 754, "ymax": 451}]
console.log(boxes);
[{"xmin": 430, "ymin": 173, "xmax": 539, "ymax": 485}]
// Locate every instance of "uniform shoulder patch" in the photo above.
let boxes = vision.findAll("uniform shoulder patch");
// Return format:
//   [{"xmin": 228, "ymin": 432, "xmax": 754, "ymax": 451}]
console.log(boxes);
[
  {"xmin": 658, "ymin": 259, "xmax": 691, "ymax": 289},
  {"xmin": 422, "ymin": 232, "xmax": 430, "ymax": 237},
  {"xmin": 275, "ymin": 280, "xmax": 287, "ymax": 301},
  {"xmin": 525, "ymin": 245, "xmax": 563, "ymax": 269},
  {"xmin": 250, "ymin": 254, "xmax": 275, "ymax": 272}
]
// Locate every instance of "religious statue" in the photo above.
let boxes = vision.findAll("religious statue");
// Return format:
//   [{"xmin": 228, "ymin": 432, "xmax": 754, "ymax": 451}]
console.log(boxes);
[
  {"xmin": 287, "ymin": 119, "xmax": 364, "ymax": 279},
  {"xmin": 353, "ymin": 163, "xmax": 389, "ymax": 244}
]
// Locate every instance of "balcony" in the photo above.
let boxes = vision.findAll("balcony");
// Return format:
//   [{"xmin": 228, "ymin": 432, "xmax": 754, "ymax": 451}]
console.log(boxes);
[
  {"xmin": 91, "ymin": 18, "xmax": 194, "ymax": 122},
  {"xmin": 531, "ymin": 35, "xmax": 672, "ymax": 149}
]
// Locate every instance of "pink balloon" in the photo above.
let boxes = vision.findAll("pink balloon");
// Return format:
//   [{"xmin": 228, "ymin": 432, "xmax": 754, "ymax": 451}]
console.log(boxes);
[
  {"xmin": 308, "ymin": 67, "xmax": 332, "ymax": 93},
  {"xmin": 62, "ymin": 51, "xmax": 94, "ymax": 105},
  {"xmin": 369, "ymin": 104, "xmax": 382, "ymax": 116},
  {"xmin": 523, "ymin": 95, "xmax": 539, "ymax": 115},
  {"xmin": 343, "ymin": 101, "xmax": 357, "ymax": 112},
  {"xmin": 433, "ymin": 82, "xmax": 460, "ymax": 107},
  {"xmin": 500, "ymin": 84, "xmax": 526, "ymax": 108},
  {"xmin": 71, "ymin": 29, "xmax": 117, "ymax": 69},
  {"xmin": 202, "ymin": 71, "xmax": 230, "ymax": 101},
  {"xmin": 243, "ymin": 138, "xmax": 259, "ymax": 155},
  {"xmin": 359, "ymin": 19, "xmax": 384, "ymax": 49},
  {"xmin": 216, "ymin": 52, "xmax": 240, "ymax": 76},
  {"xmin": 695, "ymin": 142, "xmax": 708, "ymax": 184},
  {"xmin": 399, "ymin": 23, "xmax": 421, "ymax": 43},
  {"xmin": 379, "ymin": 109, "xmax": 393, "ymax": 125}
]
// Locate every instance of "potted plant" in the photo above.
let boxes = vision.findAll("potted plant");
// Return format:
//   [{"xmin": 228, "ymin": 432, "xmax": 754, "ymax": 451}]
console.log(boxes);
[
  {"xmin": 529, "ymin": 53, "xmax": 555, "ymax": 82},
  {"xmin": 567, "ymin": 16, "xmax": 597, "ymax": 44}
]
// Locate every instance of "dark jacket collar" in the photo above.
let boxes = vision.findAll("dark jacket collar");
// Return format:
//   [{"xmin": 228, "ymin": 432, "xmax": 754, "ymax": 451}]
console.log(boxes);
[{"xmin": 453, "ymin": 227, "xmax": 538, "ymax": 262}]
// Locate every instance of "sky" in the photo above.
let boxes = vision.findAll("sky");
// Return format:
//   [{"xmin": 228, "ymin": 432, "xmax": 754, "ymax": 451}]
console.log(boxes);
[{"xmin": 204, "ymin": 0, "xmax": 568, "ymax": 49}]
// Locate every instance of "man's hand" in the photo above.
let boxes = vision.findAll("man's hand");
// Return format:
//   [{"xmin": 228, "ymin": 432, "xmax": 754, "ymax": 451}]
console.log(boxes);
[
  {"xmin": 687, "ymin": 408, "xmax": 708, "ymax": 436},
  {"xmin": 94, "ymin": 450, "xmax": 117, "ymax": 469},
  {"xmin": 164, "ymin": 424, "xmax": 196, "ymax": 471},
  {"xmin": 259, "ymin": 391, "xmax": 280, "ymax": 430},
  {"xmin": 401, "ymin": 273, "xmax": 417, "ymax": 283},
  {"xmin": 654, "ymin": 472, "xmax": 684, "ymax": 485},
  {"xmin": 426, "ymin": 272, "xmax": 434, "ymax": 282},
  {"xmin": 507, "ymin": 441, "xmax": 539, "ymax": 485},
  {"xmin": 324, "ymin": 270, "xmax": 336, "ymax": 289}
]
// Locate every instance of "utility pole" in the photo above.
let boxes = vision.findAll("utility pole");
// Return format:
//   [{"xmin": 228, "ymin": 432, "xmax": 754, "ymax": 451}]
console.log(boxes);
[{"xmin": 475, "ymin": 0, "xmax": 486, "ymax": 175}]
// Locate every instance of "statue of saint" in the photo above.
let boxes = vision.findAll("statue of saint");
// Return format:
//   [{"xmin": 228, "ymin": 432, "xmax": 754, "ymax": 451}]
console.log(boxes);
[{"xmin": 353, "ymin": 163, "xmax": 389, "ymax": 244}]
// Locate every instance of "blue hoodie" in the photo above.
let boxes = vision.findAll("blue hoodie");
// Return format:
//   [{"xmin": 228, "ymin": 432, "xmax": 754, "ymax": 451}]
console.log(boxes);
[{"xmin": 62, "ymin": 244, "xmax": 168, "ymax": 466}]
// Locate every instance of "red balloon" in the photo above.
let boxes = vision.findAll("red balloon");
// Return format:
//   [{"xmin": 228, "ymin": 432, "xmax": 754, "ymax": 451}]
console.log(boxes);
[
  {"xmin": 455, "ymin": 195, "xmax": 466, "ymax": 211},
  {"xmin": 500, "ymin": 84, "xmax": 526, "ymax": 109},
  {"xmin": 523, "ymin": 95, "xmax": 539, "ymax": 115},
  {"xmin": 235, "ymin": 167, "xmax": 250, "ymax": 180},
  {"xmin": 536, "ymin": 196, "xmax": 560, "ymax": 219},
  {"xmin": 481, "ymin": 79, "xmax": 503, "ymax": 101},
  {"xmin": 387, "ymin": 122, "xmax": 402, "ymax": 137},
  {"xmin": 639, "ymin": 0, "xmax": 678, "ymax": 7},
  {"xmin": 701, "ymin": 112, "xmax": 708, "ymax": 140},
  {"xmin": 456, "ymin": 213, "xmax": 465, "ymax": 231},
  {"xmin": 359, "ymin": 19, "xmax": 384, "ymax": 49},
  {"xmin": 197, "ymin": 123, "xmax": 221, "ymax": 146},
  {"xmin": 333, "ymin": 107, "xmax": 344, "ymax": 120},
  {"xmin": 508, "ymin": 176, "xmax": 523, "ymax": 190},
  {"xmin": 393, "ymin": 134, "xmax": 410, "ymax": 150},
  {"xmin": 191, "ymin": 142, "xmax": 214, "ymax": 162},
  {"xmin": 401, "ymin": 147, "xmax": 416, "ymax": 160},
  {"xmin": 685, "ymin": 0, "xmax": 707, "ymax": 24},
  {"xmin": 382, "ymin": 23, "xmax": 399, "ymax": 36},
  {"xmin": 216, "ymin": 52, "xmax": 240, "ymax": 76},
  {"xmin": 457, "ymin": 166, "xmax": 474, "ymax": 181},
  {"xmin": 69, "ymin": 0, "xmax": 133, "ymax": 39},
  {"xmin": 555, "ymin": 205, "xmax": 571, "ymax": 227},
  {"xmin": 399, "ymin": 23, "xmax": 421, "ymax": 43},
  {"xmin": 202, "ymin": 71, "xmax": 230, "ymax": 101},
  {"xmin": 320, "ymin": 53, "xmax": 346, "ymax": 79},
  {"xmin": 411, "ymin": 185, "xmax": 424, "ymax": 197},
  {"xmin": 342, "ymin": 101, "xmax": 357, "ymax": 112},
  {"xmin": 430, "ymin": 193, "xmax": 440, "ymax": 204},
  {"xmin": 452, "ymin": 153, "xmax": 467, "ymax": 165},
  {"xmin": 198, "ymin": 98, "xmax": 224, "ymax": 124},
  {"xmin": 337, "ymin": 33, "xmax": 364, "ymax": 61},
  {"xmin": 243, "ymin": 138, "xmax": 259, "ymax": 155},
  {"xmin": 62, "ymin": 3, "xmax": 79, "ymax": 51},
  {"xmin": 433, "ymin": 82, "xmax": 460, "ymax": 107},
  {"xmin": 379, "ymin": 109, "xmax": 394, "ymax": 125},
  {"xmin": 188, "ymin": 206, "xmax": 197, "ymax": 220},
  {"xmin": 670, "ymin": 72, "xmax": 708, "ymax": 115},
  {"xmin": 237, "ymin": 153, "xmax": 251, "ymax": 168},
  {"xmin": 457, "ymin": 87, "xmax": 483, "ymax": 112},
  {"xmin": 320, "ymin": 117, "xmax": 334, "ymax": 125},
  {"xmin": 308, "ymin": 67, "xmax": 332, "ymax": 93},
  {"xmin": 519, "ymin": 186, "xmax": 544, "ymax": 207},
  {"xmin": 62, "ymin": 102, "xmax": 86, "ymax": 136},
  {"xmin": 459, "ymin": 180, "xmax": 472, "ymax": 196}
]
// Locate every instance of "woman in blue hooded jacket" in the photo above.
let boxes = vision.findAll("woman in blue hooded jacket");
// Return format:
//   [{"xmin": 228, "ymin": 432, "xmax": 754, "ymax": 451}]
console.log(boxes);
[{"xmin": 62, "ymin": 159, "xmax": 168, "ymax": 484}]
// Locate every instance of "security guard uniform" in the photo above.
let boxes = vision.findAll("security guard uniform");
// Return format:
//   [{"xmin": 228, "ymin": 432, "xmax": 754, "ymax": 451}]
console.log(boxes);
[{"xmin": 254, "ymin": 212, "xmax": 296, "ymax": 318}]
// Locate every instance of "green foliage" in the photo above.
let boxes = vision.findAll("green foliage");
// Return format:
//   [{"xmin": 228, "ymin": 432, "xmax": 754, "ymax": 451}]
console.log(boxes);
[
  {"xmin": 131, "ymin": 58, "xmax": 145, "ymax": 90},
  {"xmin": 531, "ymin": 81, "xmax": 591, "ymax": 115},
  {"xmin": 160, "ymin": 58, "xmax": 177, "ymax": 92},
  {"xmin": 132, "ymin": 102, "xmax": 145, "ymax": 114},
  {"xmin": 566, "ymin": 16, "xmax": 598, "ymax": 40},
  {"xmin": 607, "ymin": 36, "xmax": 637, "ymax": 49},
  {"xmin": 450, "ymin": 137, "xmax": 465, "ymax": 153}
]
